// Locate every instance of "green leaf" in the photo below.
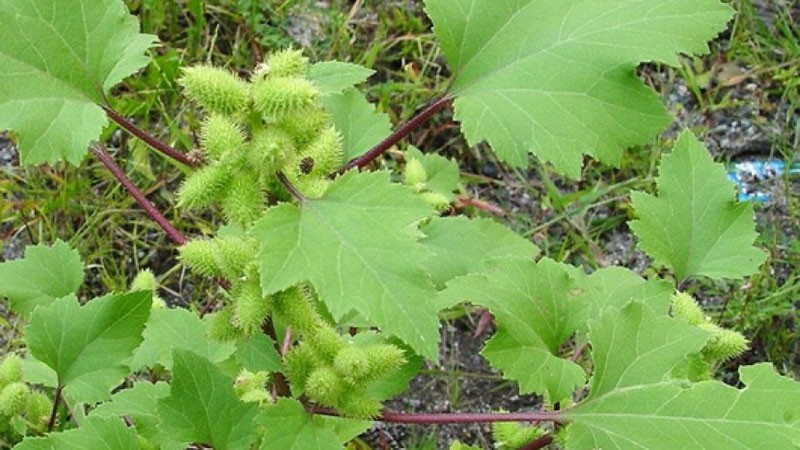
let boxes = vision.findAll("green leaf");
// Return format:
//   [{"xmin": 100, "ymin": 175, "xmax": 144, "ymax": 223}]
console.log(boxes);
[
  {"xmin": 0, "ymin": 240, "xmax": 83, "ymax": 318},
  {"xmin": 425, "ymin": 0, "xmax": 733, "ymax": 178},
  {"xmin": 586, "ymin": 302, "xmax": 709, "ymax": 399},
  {"xmin": 258, "ymin": 399, "xmax": 343, "ymax": 450},
  {"xmin": 90, "ymin": 382, "xmax": 183, "ymax": 450},
  {"xmin": 235, "ymin": 333, "xmax": 283, "ymax": 373},
  {"xmin": 566, "ymin": 363, "xmax": 800, "ymax": 449},
  {"xmin": 25, "ymin": 291, "xmax": 151, "ymax": 404},
  {"xmin": 157, "ymin": 350, "xmax": 257, "ymax": 450},
  {"xmin": 573, "ymin": 266, "xmax": 673, "ymax": 334},
  {"xmin": 440, "ymin": 257, "xmax": 585, "ymax": 400},
  {"xmin": 130, "ymin": 308, "xmax": 236, "ymax": 370},
  {"xmin": 308, "ymin": 62, "xmax": 374, "ymax": 94},
  {"xmin": 13, "ymin": 416, "xmax": 138, "ymax": 450},
  {"xmin": 254, "ymin": 171, "xmax": 441, "ymax": 359},
  {"xmin": 406, "ymin": 147, "xmax": 461, "ymax": 201},
  {"xmin": 322, "ymin": 88, "xmax": 393, "ymax": 162},
  {"xmin": 421, "ymin": 216, "xmax": 538, "ymax": 289},
  {"xmin": 630, "ymin": 131, "xmax": 767, "ymax": 281},
  {"xmin": 0, "ymin": 0, "xmax": 157, "ymax": 165}
]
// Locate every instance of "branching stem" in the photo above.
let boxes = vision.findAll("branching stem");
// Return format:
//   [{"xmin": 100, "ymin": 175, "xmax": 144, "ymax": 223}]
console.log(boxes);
[
  {"xmin": 102, "ymin": 105, "xmax": 195, "ymax": 167},
  {"xmin": 336, "ymin": 94, "xmax": 454, "ymax": 174},
  {"xmin": 47, "ymin": 385, "xmax": 63, "ymax": 432},
  {"xmin": 277, "ymin": 171, "xmax": 306, "ymax": 202},
  {"xmin": 519, "ymin": 433, "xmax": 555, "ymax": 450},
  {"xmin": 310, "ymin": 406, "xmax": 564, "ymax": 425},
  {"xmin": 91, "ymin": 144, "xmax": 186, "ymax": 246}
]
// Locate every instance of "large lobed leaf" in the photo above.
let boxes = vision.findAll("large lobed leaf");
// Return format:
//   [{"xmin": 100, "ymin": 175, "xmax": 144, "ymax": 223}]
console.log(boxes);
[
  {"xmin": 566, "ymin": 303, "xmax": 800, "ymax": 449},
  {"xmin": 439, "ymin": 257, "xmax": 586, "ymax": 401},
  {"xmin": 425, "ymin": 0, "xmax": 733, "ymax": 178},
  {"xmin": 254, "ymin": 171, "xmax": 441, "ymax": 359},
  {"xmin": 13, "ymin": 416, "xmax": 138, "ymax": 450},
  {"xmin": 630, "ymin": 131, "xmax": 767, "ymax": 281},
  {"xmin": 258, "ymin": 399, "xmax": 344, "ymax": 450},
  {"xmin": 0, "ymin": 0, "xmax": 156, "ymax": 165},
  {"xmin": 0, "ymin": 240, "xmax": 84, "ymax": 317},
  {"xmin": 157, "ymin": 350, "xmax": 258, "ymax": 450},
  {"xmin": 25, "ymin": 291, "xmax": 151, "ymax": 404}
]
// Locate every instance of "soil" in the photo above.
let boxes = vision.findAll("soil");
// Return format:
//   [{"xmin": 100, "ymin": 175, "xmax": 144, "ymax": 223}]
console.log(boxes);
[{"xmin": 1, "ymin": 1, "xmax": 799, "ymax": 449}]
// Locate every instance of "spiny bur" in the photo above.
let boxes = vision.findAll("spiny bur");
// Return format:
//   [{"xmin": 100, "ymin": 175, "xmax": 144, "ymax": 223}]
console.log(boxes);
[
  {"xmin": 305, "ymin": 366, "xmax": 345, "ymax": 406},
  {"xmin": 24, "ymin": 391, "xmax": 51, "ymax": 430},
  {"xmin": 284, "ymin": 344, "xmax": 318, "ymax": 393},
  {"xmin": 364, "ymin": 344, "xmax": 407, "ymax": 379},
  {"xmin": 404, "ymin": 158, "xmax": 427, "ymax": 189},
  {"xmin": 129, "ymin": 269, "xmax": 165, "ymax": 308},
  {"xmin": 333, "ymin": 345, "xmax": 370, "ymax": 383},
  {"xmin": 493, "ymin": 418, "xmax": 545, "ymax": 450},
  {"xmin": 308, "ymin": 325, "xmax": 345, "ymax": 365},
  {"xmin": 335, "ymin": 389, "xmax": 383, "ymax": 419},
  {"xmin": 178, "ymin": 239, "xmax": 221, "ymax": 277},
  {"xmin": 272, "ymin": 286, "xmax": 322, "ymax": 335},
  {"xmin": 214, "ymin": 236, "xmax": 259, "ymax": 279},
  {"xmin": 276, "ymin": 108, "xmax": 331, "ymax": 148},
  {"xmin": 248, "ymin": 127, "xmax": 295, "ymax": 173},
  {"xmin": 207, "ymin": 305, "xmax": 244, "ymax": 342},
  {"xmin": 179, "ymin": 65, "xmax": 249, "ymax": 116},
  {"xmin": 265, "ymin": 49, "xmax": 309, "ymax": 78},
  {"xmin": 0, "ymin": 354, "xmax": 23, "ymax": 388},
  {"xmin": 294, "ymin": 126, "xmax": 343, "ymax": 176},
  {"xmin": 232, "ymin": 280, "xmax": 272, "ymax": 335},
  {"xmin": 0, "ymin": 383, "xmax": 29, "ymax": 418},
  {"xmin": 671, "ymin": 292, "xmax": 706, "ymax": 325},
  {"xmin": 222, "ymin": 175, "xmax": 263, "ymax": 227},
  {"xmin": 201, "ymin": 114, "xmax": 246, "ymax": 160},
  {"xmin": 699, "ymin": 323, "xmax": 749, "ymax": 363},
  {"xmin": 252, "ymin": 76, "xmax": 320, "ymax": 120},
  {"xmin": 234, "ymin": 370, "xmax": 271, "ymax": 405},
  {"xmin": 177, "ymin": 163, "xmax": 230, "ymax": 210}
]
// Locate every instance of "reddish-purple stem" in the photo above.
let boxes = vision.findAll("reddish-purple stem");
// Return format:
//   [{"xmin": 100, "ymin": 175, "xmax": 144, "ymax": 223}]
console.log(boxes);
[
  {"xmin": 103, "ymin": 105, "xmax": 195, "ymax": 167},
  {"xmin": 281, "ymin": 326, "xmax": 293, "ymax": 356},
  {"xmin": 47, "ymin": 385, "xmax": 63, "ymax": 431},
  {"xmin": 337, "ymin": 95, "xmax": 454, "ymax": 174},
  {"xmin": 311, "ymin": 407, "xmax": 563, "ymax": 425},
  {"xmin": 92, "ymin": 145, "xmax": 186, "ymax": 246},
  {"xmin": 277, "ymin": 171, "xmax": 306, "ymax": 202},
  {"xmin": 519, "ymin": 433, "xmax": 555, "ymax": 450}
]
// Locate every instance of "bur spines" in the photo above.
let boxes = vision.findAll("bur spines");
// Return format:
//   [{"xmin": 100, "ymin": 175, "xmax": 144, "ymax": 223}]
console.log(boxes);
[
  {"xmin": 671, "ymin": 292, "xmax": 706, "ymax": 326},
  {"xmin": 493, "ymin": 420, "xmax": 544, "ymax": 450},
  {"xmin": 272, "ymin": 286, "xmax": 321, "ymax": 335},
  {"xmin": 232, "ymin": 280, "xmax": 271, "ymax": 335},
  {"xmin": 222, "ymin": 175, "xmax": 263, "ymax": 228},
  {"xmin": 207, "ymin": 305, "xmax": 244, "ymax": 342},
  {"xmin": 295, "ymin": 126, "xmax": 343, "ymax": 176},
  {"xmin": 335, "ymin": 389, "xmax": 382, "ymax": 419},
  {"xmin": 177, "ymin": 163, "xmax": 230, "ymax": 210},
  {"xmin": 252, "ymin": 76, "xmax": 320, "ymax": 119},
  {"xmin": 0, "ymin": 383, "xmax": 29, "ymax": 418},
  {"xmin": 179, "ymin": 65, "xmax": 249, "ymax": 115},
  {"xmin": 178, "ymin": 239, "xmax": 220, "ymax": 276},
  {"xmin": 201, "ymin": 114, "xmax": 246, "ymax": 160},
  {"xmin": 265, "ymin": 49, "xmax": 309, "ymax": 78},
  {"xmin": 234, "ymin": 370, "xmax": 271, "ymax": 404},
  {"xmin": 333, "ymin": 345, "xmax": 370, "ymax": 382},
  {"xmin": 700, "ymin": 324, "xmax": 749, "ymax": 363},
  {"xmin": 276, "ymin": 108, "xmax": 331, "ymax": 148},
  {"xmin": 0, "ymin": 354, "xmax": 23, "ymax": 389},
  {"xmin": 305, "ymin": 366, "xmax": 345, "ymax": 406},
  {"xmin": 248, "ymin": 127, "xmax": 295, "ymax": 173},
  {"xmin": 404, "ymin": 158, "xmax": 427, "ymax": 188}
]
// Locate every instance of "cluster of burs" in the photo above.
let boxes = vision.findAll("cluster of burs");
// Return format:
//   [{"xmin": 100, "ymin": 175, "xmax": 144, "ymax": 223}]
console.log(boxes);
[
  {"xmin": 0, "ymin": 354, "xmax": 50, "ymax": 441},
  {"xmin": 176, "ymin": 49, "xmax": 405, "ymax": 418}
]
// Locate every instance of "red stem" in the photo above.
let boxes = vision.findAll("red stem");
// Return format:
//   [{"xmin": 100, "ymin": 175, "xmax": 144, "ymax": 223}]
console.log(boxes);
[
  {"xmin": 103, "ymin": 105, "xmax": 195, "ymax": 167},
  {"xmin": 519, "ymin": 433, "xmax": 555, "ymax": 450},
  {"xmin": 91, "ymin": 144, "xmax": 186, "ymax": 246},
  {"xmin": 337, "ymin": 95, "xmax": 454, "ymax": 174},
  {"xmin": 47, "ymin": 385, "xmax": 63, "ymax": 431},
  {"xmin": 311, "ymin": 407, "xmax": 564, "ymax": 425},
  {"xmin": 277, "ymin": 171, "xmax": 306, "ymax": 202}
]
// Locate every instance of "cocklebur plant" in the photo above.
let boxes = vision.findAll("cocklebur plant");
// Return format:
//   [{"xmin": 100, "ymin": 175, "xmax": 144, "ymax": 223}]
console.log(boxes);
[{"xmin": 1, "ymin": 0, "xmax": 799, "ymax": 449}]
